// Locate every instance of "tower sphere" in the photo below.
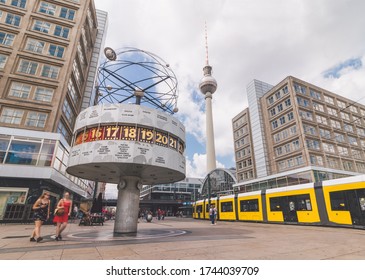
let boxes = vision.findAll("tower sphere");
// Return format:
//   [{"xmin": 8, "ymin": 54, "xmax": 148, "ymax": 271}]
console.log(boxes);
[{"xmin": 199, "ymin": 75, "xmax": 217, "ymax": 95}]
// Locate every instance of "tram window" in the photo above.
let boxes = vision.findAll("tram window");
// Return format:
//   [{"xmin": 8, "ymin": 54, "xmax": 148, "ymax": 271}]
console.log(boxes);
[
  {"xmin": 289, "ymin": 201, "xmax": 295, "ymax": 211},
  {"xmin": 295, "ymin": 194, "xmax": 312, "ymax": 211},
  {"xmin": 270, "ymin": 197, "xmax": 282, "ymax": 212},
  {"xmin": 221, "ymin": 202, "xmax": 233, "ymax": 212},
  {"xmin": 330, "ymin": 191, "xmax": 348, "ymax": 211},
  {"xmin": 196, "ymin": 205, "xmax": 202, "ymax": 213},
  {"xmin": 240, "ymin": 199, "xmax": 259, "ymax": 212}
]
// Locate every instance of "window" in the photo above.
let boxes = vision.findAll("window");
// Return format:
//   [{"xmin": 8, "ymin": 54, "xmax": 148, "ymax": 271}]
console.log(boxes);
[
  {"xmin": 343, "ymin": 161, "xmax": 353, "ymax": 171},
  {"xmin": 327, "ymin": 157, "xmax": 339, "ymax": 169},
  {"xmin": 240, "ymin": 199, "xmax": 259, "ymax": 212},
  {"xmin": 361, "ymin": 140, "xmax": 365, "ymax": 149},
  {"xmin": 39, "ymin": 2, "xmax": 56, "ymax": 15},
  {"xmin": 0, "ymin": 31, "xmax": 15, "ymax": 46},
  {"xmin": 59, "ymin": 7, "xmax": 75, "ymax": 20},
  {"xmin": 338, "ymin": 146, "xmax": 348, "ymax": 156},
  {"xmin": 340, "ymin": 112, "xmax": 350, "ymax": 121},
  {"xmin": 287, "ymin": 111, "xmax": 294, "ymax": 121},
  {"xmin": 294, "ymin": 83, "xmax": 306, "ymax": 94},
  {"xmin": 270, "ymin": 108, "xmax": 276, "ymax": 117},
  {"xmin": 344, "ymin": 123, "xmax": 354, "ymax": 133},
  {"xmin": 337, "ymin": 100, "xmax": 346, "ymax": 109},
  {"xmin": 310, "ymin": 89, "xmax": 321, "ymax": 100},
  {"xmin": 303, "ymin": 124, "xmax": 316, "ymax": 135},
  {"xmin": 77, "ymin": 43, "xmax": 84, "ymax": 65},
  {"xmin": 54, "ymin": 25, "xmax": 69, "ymax": 39},
  {"xmin": 72, "ymin": 59, "xmax": 81, "ymax": 83},
  {"xmin": 87, "ymin": 8, "xmax": 94, "ymax": 27},
  {"xmin": 62, "ymin": 99, "xmax": 75, "ymax": 125},
  {"xmin": 285, "ymin": 98, "xmax": 291, "ymax": 107},
  {"xmin": 275, "ymin": 146, "xmax": 283, "ymax": 156},
  {"xmin": 34, "ymin": 87, "xmax": 53, "ymax": 102},
  {"xmin": 33, "ymin": 20, "xmax": 50, "ymax": 33},
  {"xmin": 316, "ymin": 115, "xmax": 328, "ymax": 125},
  {"xmin": 323, "ymin": 142, "xmax": 335, "ymax": 153},
  {"xmin": 319, "ymin": 128, "xmax": 331, "ymax": 139},
  {"xmin": 357, "ymin": 163, "xmax": 365, "ymax": 172},
  {"xmin": 220, "ymin": 202, "xmax": 233, "ymax": 212},
  {"xmin": 0, "ymin": 108, "xmax": 24, "ymax": 124},
  {"xmin": 361, "ymin": 109, "xmax": 365, "ymax": 117},
  {"xmin": 8, "ymin": 82, "xmax": 31, "ymax": 99},
  {"xmin": 25, "ymin": 112, "xmax": 47, "ymax": 128},
  {"xmin": 357, "ymin": 127, "xmax": 365, "ymax": 136},
  {"xmin": 17, "ymin": 60, "xmax": 38, "ymax": 75},
  {"xmin": 297, "ymin": 97, "xmax": 310, "ymax": 107},
  {"xmin": 275, "ymin": 91, "xmax": 281, "ymax": 100},
  {"xmin": 25, "ymin": 38, "xmax": 45, "ymax": 53},
  {"xmin": 323, "ymin": 95, "xmax": 334, "ymax": 105},
  {"xmin": 268, "ymin": 96, "xmax": 274, "ymax": 105},
  {"xmin": 330, "ymin": 119, "xmax": 341, "ymax": 130},
  {"xmin": 11, "ymin": 0, "xmax": 26, "ymax": 8},
  {"xmin": 41, "ymin": 65, "xmax": 59, "ymax": 79},
  {"xmin": 67, "ymin": 79, "xmax": 79, "ymax": 105},
  {"xmin": 349, "ymin": 105, "xmax": 358, "ymax": 114},
  {"xmin": 313, "ymin": 102, "xmax": 324, "ymax": 112},
  {"xmin": 279, "ymin": 116, "xmax": 285, "ymax": 125},
  {"xmin": 327, "ymin": 107, "xmax": 338, "ymax": 117},
  {"xmin": 5, "ymin": 13, "xmax": 21, "ymax": 27},
  {"xmin": 0, "ymin": 53, "xmax": 8, "ymax": 69},
  {"xmin": 352, "ymin": 149, "xmax": 362, "ymax": 159},
  {"xmin": 57, "ymin": 121, "xmax": 71, "ymax": 143},
  {"xmin": 306, "ymin": 139, "xmax": 320, "ymax": 150},
  {"xmin": 48, "ymin": 44, "xmax": 64, "ymax": 58},
  {"xmin": 334, "ymin": 133, "xmax": 345, "ymax": 143},
  {"xmin": 299, "ymin": 110, "xmax": 313, "ymax": 121},
  {"xmin": 348, "ymin": 136, "xmax": 358, "ymax": 146},
  {"xmin": 292, "ymin": 139, "xmax": 300, "ymax": 150},
  {"xmin": 271, "ymin": 120, "xmax": 278, "ymax": 129},
  {"xmin": 277, "ymin": 103, "xmax": 283, "ymax": 112}
]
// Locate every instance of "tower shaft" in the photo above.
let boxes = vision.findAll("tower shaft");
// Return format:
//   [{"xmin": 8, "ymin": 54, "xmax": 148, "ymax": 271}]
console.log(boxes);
[{"xmin": 205, "ymin": 93, "xmax": 217, "ymax": 172}]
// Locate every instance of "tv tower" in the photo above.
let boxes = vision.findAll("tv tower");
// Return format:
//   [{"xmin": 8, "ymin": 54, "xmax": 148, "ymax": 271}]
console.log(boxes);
[{"xmin": 199, "ymin": 23, "xmax": 217, "ymax": 173}]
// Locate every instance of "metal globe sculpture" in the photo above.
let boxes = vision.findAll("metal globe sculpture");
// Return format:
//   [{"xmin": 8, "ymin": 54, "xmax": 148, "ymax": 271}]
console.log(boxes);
[
  {"xmin": 97, "ymin": 47, "xmax": 179, "ymax": 114},
  {"xmin": 67, "ymin": 47, "xmax": 185, "ymax": 234}
]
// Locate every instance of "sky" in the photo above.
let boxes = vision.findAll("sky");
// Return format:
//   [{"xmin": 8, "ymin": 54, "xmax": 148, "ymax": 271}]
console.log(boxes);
[{"xmin": 93, "ymin": 0, "xmax": 365, "ymax": 197}]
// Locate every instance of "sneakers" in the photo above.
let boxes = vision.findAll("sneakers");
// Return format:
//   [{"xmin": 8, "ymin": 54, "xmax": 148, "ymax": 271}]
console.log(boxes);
[
  {"xmin": 30, "ymin": 237, "xmax": 36, "ymax": 242},
  {"xmin": 36, "ymin": 237, "xmax": 43, "ymax": 243}
]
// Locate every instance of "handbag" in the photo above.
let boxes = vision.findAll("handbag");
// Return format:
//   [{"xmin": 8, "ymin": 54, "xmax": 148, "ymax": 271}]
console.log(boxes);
[{"xmin": 54, "ymin": 207, "xmax": 65, "ymax": 216}]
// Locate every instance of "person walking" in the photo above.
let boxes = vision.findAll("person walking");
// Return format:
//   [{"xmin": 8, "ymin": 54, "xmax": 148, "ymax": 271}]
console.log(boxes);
[
  {"xmin": 30, "ymin": 192, "xmax": 50, "ymax": 243},
  {"xmin": 53, "ymin": 192, "xmax": 72, "ymax": 241},
  {"xmin": 213, "ymin": 206, "xmax": 218, "ymax": 225},
  {"xmin": 209, "ymin": 205, "xmax": 215, "ymax": 225}
]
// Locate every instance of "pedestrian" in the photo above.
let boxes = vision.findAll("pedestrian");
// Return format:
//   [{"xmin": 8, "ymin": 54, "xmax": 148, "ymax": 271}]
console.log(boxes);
[
  {"xmin": 30, "ymin": 192, "xmax": 51, "ymax": 242},
  {"xmin": 73, "ymin": 205, "xmax": 78, "ymax": 219},
  {"xmin": 209, "ymin": 205, "xmax": 214, "ymax": 225},
  {"xmin": 213, "ymin": 206, "xmax": 218, "ymax": 225},
  {"xmin": 53, "ymin": 192, "xmax": 72, "ymax": 241}
]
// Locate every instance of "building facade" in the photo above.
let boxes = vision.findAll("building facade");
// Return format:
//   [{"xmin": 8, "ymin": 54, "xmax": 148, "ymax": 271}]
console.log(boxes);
[
  {"xmin": 139, "ymin": 177, "xmax": 203, "ymax": 216},
  {"xmin": 0, "ymin": 0, "xmax": 107, "ymax": 222},
  {"xmin": 233, "ymin": 76, "xmax": 365, "ymax": 192}
]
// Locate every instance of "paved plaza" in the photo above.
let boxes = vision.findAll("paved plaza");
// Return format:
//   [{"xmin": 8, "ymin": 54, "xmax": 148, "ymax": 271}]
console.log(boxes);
[{"xmin": 0, "ymin": 217, "xmax": 365, "ymax": 260}]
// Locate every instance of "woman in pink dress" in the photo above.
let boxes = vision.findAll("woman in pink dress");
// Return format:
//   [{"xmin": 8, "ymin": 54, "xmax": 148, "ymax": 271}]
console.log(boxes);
[{"xmin": 53, "ymin": 192, "xmax": 72, "ymax": 241}]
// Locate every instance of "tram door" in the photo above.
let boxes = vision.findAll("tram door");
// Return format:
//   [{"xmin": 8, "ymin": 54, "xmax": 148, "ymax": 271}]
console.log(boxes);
[
  {"xmin": 346, "ymin": 189, "xmax": 365, "ymax": 226},
  {"xmin": 282, "ymin": 197, "xmax": 298, "ymax": 223}
]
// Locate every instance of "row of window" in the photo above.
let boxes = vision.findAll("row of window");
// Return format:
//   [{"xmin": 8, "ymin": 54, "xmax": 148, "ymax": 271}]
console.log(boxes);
[
  {"xmin": 238, "ymin": 170, "xmax": 254, "ymax": 181},
  {"xmin": 273, "ymin": 125, "xmax": 297, "ymax": 143},
  {"xmin": 234, "ymin": 125, "xmax": 248, "ymax": 139},
  {"xmin": 277, "ymin": 155, "xmax": 304, "ymax": 171},
  {"xmin": 275, "ymin": 139, "xmax": 300, "ymax": 157},
  {"xmin": 33, "ymin": 19, "xmax": 70, "ymax": 39},
  {"xmin": 39, "ymin": 1, "xmax": 76, "ymax": 21},
  {"xmin": 235, "ymin": 146, "xmax": 251, "ymax": 159},
  {"xmin": 267, "ymin": 85, "xmax": 289, "ymax": 105},
  {"xmin": 235, "ymin": 136, "xmax": 249, "ymax": 149},
  {"xmin": 271, "ymin": 110, "xmax": 294, "ymax": 130},
  {"xmin": 269, "ymin": 98, "xmax": 291, "ymax": 117},
  {"xmin": 0, "ymin": 107, "xmax": 47, "ymax": 128},
  {"xmin": 233, "ymin": 114, "xmax": 248, "ymax": 129},
  {"xmin": 7, "ymin": 81, "xmax": 54, "ymax": 102},
  {"xmin": 0, "ymin": 0, "xmax": 26, "ymax": 9},
  {"xmin": 17, "ymin": 59, "xmax": 60, "ymax": 79},
  {"xmin": 25, "ymin": 38, "xmax": 65, "ymax": 58},
  {"xmin": 0, "ymin": 10, "xmax": 21, "ymax": 27},
  {"xmin": 237, "ymin": 158, "xmax": 252, "ymax": 170}
]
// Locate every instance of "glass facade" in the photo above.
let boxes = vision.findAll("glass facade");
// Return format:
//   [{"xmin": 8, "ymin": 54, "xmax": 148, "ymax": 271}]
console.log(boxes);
[{"xmin": 200, "ymin": 169, "xmax": 237, "ymax": 197}]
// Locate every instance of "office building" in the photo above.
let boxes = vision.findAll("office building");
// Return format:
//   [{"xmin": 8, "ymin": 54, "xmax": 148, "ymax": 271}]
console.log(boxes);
[
  {"xmin": 0, "ymin": 0, "xmax": 107, "ymax": 222},
  {"xmin": 233, "ymin": 76, "xmax": 365, "ymax": 192}
]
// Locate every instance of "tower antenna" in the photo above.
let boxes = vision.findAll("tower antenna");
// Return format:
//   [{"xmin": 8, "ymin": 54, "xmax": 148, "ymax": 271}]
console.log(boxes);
[{"xmin": 205, "ymin": 21, "xmax": 209, "ymax": 65}]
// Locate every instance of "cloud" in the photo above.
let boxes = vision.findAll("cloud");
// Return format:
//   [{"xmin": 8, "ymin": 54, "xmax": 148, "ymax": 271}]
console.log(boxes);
[
  {"xmin": 94, "ymin": 0, "xmax": 365, "ymax": 172},
  {"xmin": 322, "ymin": 58, "xmax": 362, "ymax": 79},
  {"xmin": 186, "ymin": 153, "xmax": 225, "ymax": 178}
]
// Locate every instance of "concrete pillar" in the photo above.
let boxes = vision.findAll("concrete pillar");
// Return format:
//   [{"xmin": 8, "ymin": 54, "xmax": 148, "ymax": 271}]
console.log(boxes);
[
  {"xmin": 114, "ymin": 176, "xmax": 141, "ymax": 234},
  {"xmin": 205, "ymin": 92, "xmax": 216, "ymax": 173}
]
